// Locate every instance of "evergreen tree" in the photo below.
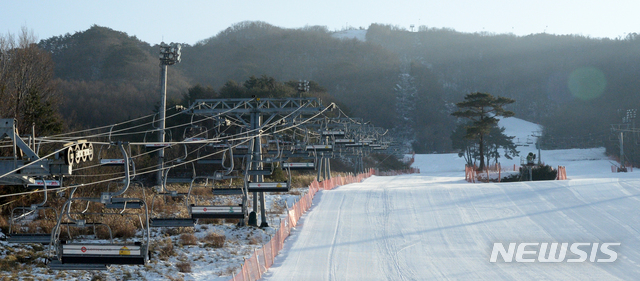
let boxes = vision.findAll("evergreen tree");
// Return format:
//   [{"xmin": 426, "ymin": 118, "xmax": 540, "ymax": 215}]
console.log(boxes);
[
  {"xmin": 451, "ymin": 92, "xmax": 515, "ymax": 170},
  {"xmin": 484, "ymin": 124, "xmax": 519, "ymax": 166},
  {"xmin": 392, "ymin": 72, "xmax": 417, "ymax": 153}
]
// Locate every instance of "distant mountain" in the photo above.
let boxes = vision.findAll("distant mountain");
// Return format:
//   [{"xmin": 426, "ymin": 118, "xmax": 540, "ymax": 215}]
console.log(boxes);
[
  {"xmin": 36, "ymin": 22, "xmax": 640, "ymax": 154},
  {"xmin": 39, "ymin": 25, "xmax": 190, "ymax": 127}
]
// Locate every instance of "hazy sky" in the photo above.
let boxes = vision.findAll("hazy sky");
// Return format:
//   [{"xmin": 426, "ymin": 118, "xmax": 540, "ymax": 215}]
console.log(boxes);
[{"xmin": 2, "ymin": 1, "xmax": 638, "ymax": 45}]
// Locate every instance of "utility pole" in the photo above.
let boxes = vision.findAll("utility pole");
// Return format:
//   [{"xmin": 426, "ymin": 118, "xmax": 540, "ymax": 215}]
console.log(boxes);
[
  {"xmin": 157, "ymin": 42, "xmax": 181, "ymax": 186},
  {"xmin": 611, "ymin": 109, "xmax": 636, "ymax": 172}
]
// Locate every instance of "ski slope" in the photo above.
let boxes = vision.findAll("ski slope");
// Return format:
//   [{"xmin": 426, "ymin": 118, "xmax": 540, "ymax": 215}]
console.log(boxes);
[
  {"xmin": 262, "ymin": 119, "xmax": 640, "ymax": 280},
  {"xmin": 262, "ymin": 151, "xmax": 640, "ymax": 280}
]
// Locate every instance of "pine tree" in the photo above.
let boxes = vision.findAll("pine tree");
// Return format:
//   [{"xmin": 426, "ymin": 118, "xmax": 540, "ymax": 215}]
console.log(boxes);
[{"xmin": 451, "ymin": 92, "xmax": 515, "ymax": 170}]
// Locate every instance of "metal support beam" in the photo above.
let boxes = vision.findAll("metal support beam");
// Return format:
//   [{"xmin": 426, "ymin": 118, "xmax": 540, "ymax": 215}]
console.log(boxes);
[{"xmin": 157, "ymin": 65, "xmax": 167, "ymax": 186}]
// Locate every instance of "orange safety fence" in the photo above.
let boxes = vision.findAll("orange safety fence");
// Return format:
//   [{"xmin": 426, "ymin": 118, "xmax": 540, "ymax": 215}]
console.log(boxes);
[
  {"xmin": 556, "ymin": 166, "xmax": 567, "ymax": 180},
  {"xmin": 230, "ymin": 167, "xmax": 424, "ymax": 281},
  {"xmin": 465, "ymin": 165, "xmax": 476, "ymax": 183}
]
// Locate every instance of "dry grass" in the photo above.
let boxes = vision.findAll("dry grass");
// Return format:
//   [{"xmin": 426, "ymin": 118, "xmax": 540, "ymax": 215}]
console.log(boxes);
[
  {"xmin": 202, "ymin": 232, "xmax": 226, "ymax": 248},
  {"xmin": 221, "ymin": 266, "xmax": 237, "ymax": 277},
  {"xmin": 152, "ymin": 238, "xmax": 175, "ymax": 260},
  {"xmin": 0, "ymin": 215, "xmax": 8, "ymax": 233},
  {"xmin": 176, "ymin": 261, "xmax": 192, "ymax": 273},
  {"xmin": 163, "ymin": 226, "xmax": 194, "ymax": 236},
  {"xmin": 268, "ymin": 200, "xmax": 287, "ymax": 215},
  {"xmin": 290, "ymin": 174, "xmax": 316, "ymax": 189},
  {"xmin": 179, "ymin": 233, "xmax": 197, "ymax": 246},
  {"xmin": 93, "ymin": 215, "xmax": 138, "ymax": 239},
  {"xmin": 248, "ymin": 233, "xmax": 262, "ymax": 245},
  {"xmin": 167, "ymin": 276, "xmax": 185, "ymax": 281}
]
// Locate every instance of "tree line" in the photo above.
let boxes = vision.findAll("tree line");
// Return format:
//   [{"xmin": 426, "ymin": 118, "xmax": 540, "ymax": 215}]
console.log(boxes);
[{"xmin": 3, "ymin": 22, "xmax": 639, "ymax": 163}]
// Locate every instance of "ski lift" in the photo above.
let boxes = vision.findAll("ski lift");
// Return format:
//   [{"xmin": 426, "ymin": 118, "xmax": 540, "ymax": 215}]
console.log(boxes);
[
  {"xmin": 197, "ymin": 142, "xmax": 230, "ymax": 165},
  {"xmin": 164, "ymin": 162, "xmax": 196, "ymax": 184},
  {"xmin": 182, "ymin": 118, "xmax": 208, "ymax": 142},
  {"xmin": 322, "ymin": 130, "xmax": 345, "ymax": 137},
  {"xmin": 246, "ymin": 163, "xmax": 291, "ymax": 193},
  {"xmin": 48, "ymin": 197, "xmax": 149, "ymax": 269},
  {"xmin": 48, "ymin": 146, "xmax": 150, "ymax": 269},
  {"xmin": 187, "ymin": 176, "xmax": 247, "ymax": 220},
  {"xmin": 7, "ymin": 178, "xmax": 60, "ymax": 244},
  {"xmin": 149, "ymin": 179, "xmax": 194, "ymax": 228}
]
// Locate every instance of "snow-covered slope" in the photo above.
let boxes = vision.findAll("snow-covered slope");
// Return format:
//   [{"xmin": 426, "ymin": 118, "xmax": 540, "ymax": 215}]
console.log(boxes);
[
  {"xmin": 499, "ymin": 117, "xmax": 542, "ymax": 147},
  {"xmin": 262, "ymin": 118, "xmax": 640, "ymax": 280},
  {"xmin": 263, "ymin": 164, "xmax": 640, "ymax": 280}
]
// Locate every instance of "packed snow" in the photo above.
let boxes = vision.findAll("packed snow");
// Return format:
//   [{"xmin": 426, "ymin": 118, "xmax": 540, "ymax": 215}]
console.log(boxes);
[{"xmin": 261, "ymin": 118, "xmax": 640, "ymax": 280}]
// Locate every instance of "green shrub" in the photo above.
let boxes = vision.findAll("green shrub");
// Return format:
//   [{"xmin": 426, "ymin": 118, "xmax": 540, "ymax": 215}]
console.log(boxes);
[{"xmin": 532, "ymin": 164, "xmax": 558, "ymax": 181}]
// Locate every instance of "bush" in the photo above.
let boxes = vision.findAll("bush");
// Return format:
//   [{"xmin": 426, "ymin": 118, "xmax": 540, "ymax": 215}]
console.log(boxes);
[
  {"xmin": 154, "ymin": 238, "xmax": 175, "ymax": 260},
  {"xmin": 179, "ymin": 233, "xmax": 197, "ymax": 246},
  {"xmin": 202, "ymin": 232, "xmax": 225, "ymax": 248},
  {"xmin": 509, "ymin": 164, "xmax": 558, "ymax": 182},
  {"xmin": 500, "ymin": 173, "xmax": 521, "ymax": 182},
  {"xmin": 532, "ymin": 164, "xmax": 558, "ymax": 181},
  {"xmin": 176, "ymin": 261, "xmax": 192, "ymax": 273}
]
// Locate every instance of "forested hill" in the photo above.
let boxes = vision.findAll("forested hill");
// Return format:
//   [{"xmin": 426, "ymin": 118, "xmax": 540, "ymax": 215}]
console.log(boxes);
[{"xmin": 39, "ymin": 23, "xmax": 640, "ymax": 153}]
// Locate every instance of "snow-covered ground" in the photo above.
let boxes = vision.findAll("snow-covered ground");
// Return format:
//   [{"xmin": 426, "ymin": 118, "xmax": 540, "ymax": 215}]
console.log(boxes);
[
  {"xmin": 0, "ymin": 192, "xmax": 304, "ymax": 280},
  {"xmin": 261, "ymin": 118, "xmax": 640, "ymax": 280},
  {"xmin": 261, "ymin": 149, "xmax": 640, "ymax": 280}
]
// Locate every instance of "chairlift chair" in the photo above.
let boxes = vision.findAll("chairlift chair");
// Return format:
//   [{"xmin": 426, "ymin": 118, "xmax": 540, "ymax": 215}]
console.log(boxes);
[
  {"xmin": 246, "ymin": 164, "xmax": 292, "ymax": 193},
  {"xmin": 187, "ymin": 176, "xmax": 247, "ymax": 220},
  {"xmin": 48, "ymin": 199, "xmax": 149, "ymax": 269},
  {"xmin": 149, "ymin": 187, "xmax": 195, "ymax": 228},
  {"xmin": 164, "ymin": 162, "xmax": 196, "ymax": 184},
  {"xmin": 48, "ymin": 150, "xmax": 150, "ymax": 269},
  {"xmin": 7, "ymin": 178, "xmax": 60, "ymax": 244}
]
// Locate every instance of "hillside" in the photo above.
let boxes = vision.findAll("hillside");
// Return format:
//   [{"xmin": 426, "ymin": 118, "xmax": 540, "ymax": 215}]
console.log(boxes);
[{"xmin": 37, "ymin": 22, "xmax": 640, "ymax": 157}]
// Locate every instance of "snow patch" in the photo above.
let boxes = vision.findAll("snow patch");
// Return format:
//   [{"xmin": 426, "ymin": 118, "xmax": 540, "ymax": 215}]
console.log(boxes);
[{"xmin": 331, "ymin": 29, "xmax": 367, "ymax": 41}]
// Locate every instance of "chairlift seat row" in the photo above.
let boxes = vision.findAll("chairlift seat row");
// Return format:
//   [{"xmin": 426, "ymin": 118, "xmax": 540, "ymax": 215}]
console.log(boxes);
[
  {"xmin": 47, "ymin": 259, "xmax": 107, "ymax": 271},
  {"xmin": 150, "ymin": 218, "xmax": 195, "ymax": 228},
  {"xmin": 212, "ymin": 188, "xmax": 244, "ymax": 195},
  {"xmin": 335, "ymin": 139, "xmax": 356, "ymax": 144},
  {"xmin": 246, "ymin": 169, "xmax": 272, "ymax": 176},
  {"xmin": 283, "ymin": 162, "xmax": 315, "ymax": 170},
  {"xmin": 190, "ymin": 204, "xmax": 245, "ymax": 219},
  {"xmin": 100, "ymin": 159, "xmax": 127, "ymax": 166},
  {"xmin": 263, "ymin": 157, "xmax": 286, "ymax": 163},
  {"xmin": 7, "ymin": 233, "xmax": 52, "ymax": 244},
  {"xmin": 105, "ymin": 200, "xmax": 144, "ymax": 209},
  {"xmin": 306, "ymin": 145, "xmax": 333, "ymax": 151},
  {"xmin": 247, "ymin": 181, "xmax": 290, "ymax": 192},
  {"xmin": 166, "ymin": 177, "xmax": 195, "ymax": 183},
  {"xmin": 322, "ymin": 130, "xmax": 345, "ymax": 137},
  {"xmin": 27, "ymin": 180, "xmax": 61, "ymax": 188},
  {"xmin": 209, "ymin": 143, "xmax": 230, "ymax": 148},
  {"xmin": 58, "ymin": 242, "xmax": 147, "ymax": 265}
]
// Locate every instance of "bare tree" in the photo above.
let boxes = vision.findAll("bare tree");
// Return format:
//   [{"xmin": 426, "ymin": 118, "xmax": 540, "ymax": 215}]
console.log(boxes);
[{"xmin": 0, "ymin": 27, "xmax": 61, "ymax": 134}]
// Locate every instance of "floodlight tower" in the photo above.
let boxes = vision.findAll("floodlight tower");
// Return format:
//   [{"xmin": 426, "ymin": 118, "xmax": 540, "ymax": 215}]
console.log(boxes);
[
  {"xmin": 157, "ymin": 42, "xmax": 182, "ymax": 185},
  {"xmin": 297, "ymin": 80, "xmax": 309, "ymax": 98}
]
